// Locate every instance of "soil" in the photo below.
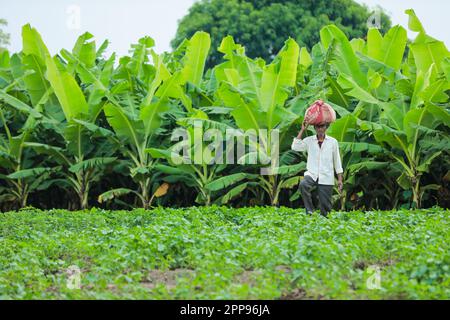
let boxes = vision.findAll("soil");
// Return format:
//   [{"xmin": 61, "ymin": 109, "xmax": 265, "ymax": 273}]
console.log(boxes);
[{"xmin": 141, "ymin": 268, "xmax": 196, "ymax": 289}]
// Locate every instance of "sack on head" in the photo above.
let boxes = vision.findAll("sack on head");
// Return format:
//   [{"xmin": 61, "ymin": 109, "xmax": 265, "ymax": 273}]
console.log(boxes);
[{"xmin": 304, "ymin": 100, "xmax": 336, "ymax": 125}]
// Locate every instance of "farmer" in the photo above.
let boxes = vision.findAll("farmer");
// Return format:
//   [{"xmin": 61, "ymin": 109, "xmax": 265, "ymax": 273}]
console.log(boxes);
[{"xmin": 291, "ymin": 119, "xmax": 343, "ymax": 217}]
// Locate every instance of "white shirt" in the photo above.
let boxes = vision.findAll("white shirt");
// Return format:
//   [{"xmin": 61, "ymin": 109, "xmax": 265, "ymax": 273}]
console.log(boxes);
[{"xmin": 291, "ymin": 134, "xmax": 343, "ymax": 185}]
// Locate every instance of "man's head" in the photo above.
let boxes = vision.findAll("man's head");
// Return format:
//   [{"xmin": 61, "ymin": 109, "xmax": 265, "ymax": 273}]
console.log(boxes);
[{"xmin": 314, "ymin": 122, "xmax": 329, "ymax": 136}]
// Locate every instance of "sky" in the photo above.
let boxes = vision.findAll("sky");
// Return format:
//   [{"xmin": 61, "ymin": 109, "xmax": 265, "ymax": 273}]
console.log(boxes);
[{"xmin": 1, "ymin": 0, "xmax": 449, "ymax": 57}]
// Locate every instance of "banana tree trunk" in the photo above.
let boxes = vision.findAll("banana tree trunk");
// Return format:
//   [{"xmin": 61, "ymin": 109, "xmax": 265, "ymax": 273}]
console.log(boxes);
[
  {"xmin": 199, "ymin": 188, "xmax": 211, "ymax": 206},
  {"xmin": 78, "ymin": 192, "xmax": 88, "ymax": 210},
  {"xmin": 271, "ymin": 186, "xmax": 280, "ymax": 207},
  {"xmin": 140, "ymin": 178, "xmax": 151, "ymax": 209},
  {"xmin": 20, "ymin": 192, "xmax": 28, "ymax": 208},
  {"xmin": 17, "ymin": 180, "xmax": 29, "ymax": 209},
  {"xmin": 269, "ymin": 176, "xmax": 279, "ymax": 206},
  {"xmin": 412, "ymin": 177, "xmax": 421, "ymax": 209},
  {"xmin": 78, "ymin": 183, "xmax": 89, "ymax": 210},
  {"xmin": 77, "ymin": 172, "xmax": 89, "ymax": 210}
]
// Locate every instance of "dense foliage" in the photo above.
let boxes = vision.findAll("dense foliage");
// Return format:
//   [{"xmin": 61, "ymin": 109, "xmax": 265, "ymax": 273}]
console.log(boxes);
[
  {"xmin": 171, "ymin": 0, "xmax": 391, "ymax": 68},
  {"xmin": 1, "ymin": 206, "xmax": 448, "ymax": 299},
  {"xmin": 0, "ymin": 9, "xmax": 449, "ymax": 211}
]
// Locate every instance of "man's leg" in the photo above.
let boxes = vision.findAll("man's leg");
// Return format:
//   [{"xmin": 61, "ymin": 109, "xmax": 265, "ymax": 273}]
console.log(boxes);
[
  {"xmin": 299, "ymin": 176, "xmax": 316, "ymax": 214},
  {"xmin": 318, "ymin": 184, "xmax": 333, "ymax": 217}
]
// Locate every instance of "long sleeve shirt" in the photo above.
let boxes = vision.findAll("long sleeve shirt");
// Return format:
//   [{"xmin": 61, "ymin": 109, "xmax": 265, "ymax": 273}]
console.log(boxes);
[{"xmin": 291, "ymin": 134, "xmax": 343, "ymax": 185}]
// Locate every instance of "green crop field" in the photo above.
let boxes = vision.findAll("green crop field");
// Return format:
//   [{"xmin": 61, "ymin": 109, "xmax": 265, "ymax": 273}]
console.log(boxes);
[{"xmin": 1, "ymin": 207, "xmax": 448, "ymax": 299}]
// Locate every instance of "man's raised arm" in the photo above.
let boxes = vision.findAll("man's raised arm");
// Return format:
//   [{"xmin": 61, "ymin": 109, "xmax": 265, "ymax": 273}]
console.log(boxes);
[{"xmin": 291, "ymin": 119, "xmax": 309, "ymax": 152}]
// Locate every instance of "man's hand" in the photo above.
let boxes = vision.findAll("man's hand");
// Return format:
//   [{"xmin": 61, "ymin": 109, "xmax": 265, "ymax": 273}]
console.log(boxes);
[
  {"xmin": 338, "ymin": 180, "xmax": 343, "ymax": 194},
  {"xmin": 301, "ymin": 118, "xmax": 309, "ymax": 131},
  {"xmin": 337, "ymin": 173, "xmax": 343, "ymax": 194},
  {"xmin": 297, "ymin": 119, "xmax": 309, "ymax": 139}
]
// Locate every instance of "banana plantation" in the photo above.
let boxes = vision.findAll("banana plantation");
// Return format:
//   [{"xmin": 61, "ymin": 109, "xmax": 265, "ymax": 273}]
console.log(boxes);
[{"xmin": 0, "ymin": 9, "xmax": 449, "ymax": 212}]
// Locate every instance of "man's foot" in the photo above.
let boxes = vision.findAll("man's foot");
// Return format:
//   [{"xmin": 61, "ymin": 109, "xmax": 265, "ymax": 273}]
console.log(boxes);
[{"xmin": 320, "ymin": 212, "xmax": 329, "ymax": 218}]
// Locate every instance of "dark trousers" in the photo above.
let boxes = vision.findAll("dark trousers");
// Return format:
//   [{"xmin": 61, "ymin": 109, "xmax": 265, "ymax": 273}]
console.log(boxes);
[{"xmin": 299, "ymin": 175, "xmax": 333, "ymax": 216}]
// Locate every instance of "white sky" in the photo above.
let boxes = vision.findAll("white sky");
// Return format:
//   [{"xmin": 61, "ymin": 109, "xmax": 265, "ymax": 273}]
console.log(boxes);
[{"xmin": 1, "ymin": 0, "xmax": 449, "ymax": 57}]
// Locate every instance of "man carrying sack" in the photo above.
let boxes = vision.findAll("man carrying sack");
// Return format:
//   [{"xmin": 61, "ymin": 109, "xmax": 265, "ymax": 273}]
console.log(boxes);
[{"xmin": 291, "ymin": 100, "xmax": 343, "ymax": 217}]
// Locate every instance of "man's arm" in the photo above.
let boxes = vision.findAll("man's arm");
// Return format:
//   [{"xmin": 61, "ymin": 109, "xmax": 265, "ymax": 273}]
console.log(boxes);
[
  {"xmin": 291, "ymin": 119, "xmax": 309, "ymax": 152},
  {"xmin": 337, "ymin": 173, "xmax": 343, "ymax": 193},
  {"xmin": 333, "ymin": 141, "xmax": 344, "ymax": 193}
]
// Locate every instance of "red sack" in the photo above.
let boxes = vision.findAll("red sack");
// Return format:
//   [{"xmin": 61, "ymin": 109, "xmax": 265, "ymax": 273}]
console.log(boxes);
[{"xmin": 304, "ymin": 100, "xmax": 336, "ymax": 125}]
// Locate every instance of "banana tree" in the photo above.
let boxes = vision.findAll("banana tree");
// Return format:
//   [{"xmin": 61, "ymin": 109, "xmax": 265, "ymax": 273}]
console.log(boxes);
[
  {"xmin": 365, "ymin": 105, "xmax": 450, "ymax": 208},
  {"xmin": 147, "ymin": 118, "xmax": 262, "ymax": 205},
  {"xmin": 209, "ymin": 36, "xmax": 308, "ymax": 205},
  {"xmin": 0, "ymin": 34, "xmax": 58, "ymax": 209},
  {"xmin": 95, "ymin": 32, "xmax": 211, "ymax": 208},
  {"xmin": 15, "ymin": 26, "xmax": 118, "ymax": 209},
  {"xmin": 326, "ymin": 113, "xmax": 389, "ymax": 210},
  {"xmin": 145, "ymin": 33, "xmax": 261, "ymax": 206},
  {"xmin": 0, "ymin": 106, "xmax": 54, "ymax": 209}
]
